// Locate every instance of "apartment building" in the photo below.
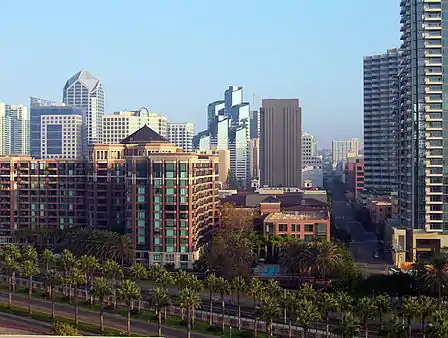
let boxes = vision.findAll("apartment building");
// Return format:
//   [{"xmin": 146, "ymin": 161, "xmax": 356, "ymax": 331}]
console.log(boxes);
[{"xmin": 167, "ymin": 122, "xmax": 195, "ymax": 152}]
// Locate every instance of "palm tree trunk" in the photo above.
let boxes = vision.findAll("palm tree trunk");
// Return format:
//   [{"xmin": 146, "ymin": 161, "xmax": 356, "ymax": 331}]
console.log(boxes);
[
  {"xmin": 85, "ymin": 282, "xmax": 88, "ymax": 301},
  {"xmin": 364, "ymin": 321, "xmax": 368, "ymax": 338},
  {"xmin": 407, "ymin": 318, "xmax": 411, "ymax": 338},
  {"xmin": 68, "ymin": 283, "xmax": 72, "ymax": 303},
  {"xmin": 28, "ymin": 276, "xmax": 32, "ymax": 314},
  {"xmin": 288, "ymin": 320, "xmax": 292, "ymax": 338},
  {"xmin": 158, "ymin": 310, "xmax": 162, "ymax": 337},
  {"xmin": 237, "ymin": 293, "xmax": 241, "ymax": 330},
  {"xmin": 127, "ymin": 305, "xmax": 131, "ymax": 336},
  {"xmin": 12, "ymin": 271, "xmax": 16, "ymax": 292},
  {"xmin": 51, "ymin": 288, "xmax": 55, "ymax": 319},
  {"xmin": 113, "ymin": 280, "xmax": 117, "ymax": 312},
  {"xmin": 302, "ymin": 326, "xmax": 308, "ymax": 338},
  {"xmin": 8, "ymin": 276, "xmax": 12, "ymax": 308},
  {"xmin": 421, "ymin": 317, "xmax": 426, "ymax": 338},
  {"xmin": 438, "ymin": 283, "xmax": 442, "ymax": 309},
  {"xmin": 221, "ymin": 296, "xmax": 225, "ymax": 332},
  {"xmin": 100, "ymin": 302, "xmax": 104, "ymax": 334},
  {"xmin": 254, "ymin": 318, "xmax": 258, "ymax": 337},
  {"xmin": 209, "ymin": 290, "xmax": 213, "ymax": 326},
  {"xmin": 325, "ymin": 315, "xmax": 329, "ymax": 338},
  {"xmin": 187, "ymin": 309, "xmax": 191, "ymax": 338},
  {"xmin": 75, "ymin": 293, "xmax": 79, "ymax": 325}
]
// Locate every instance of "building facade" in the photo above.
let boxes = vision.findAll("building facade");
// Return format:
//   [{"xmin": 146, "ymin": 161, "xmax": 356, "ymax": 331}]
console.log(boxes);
[
  {"xmin": 9, "ymin": 105, "xmax": 29, "ymax": 155},
  {"xmin": 302, "ymin": 132, "xmax": 322, "ymax": 167},
  {"xmin": 363, "ymin": 48, "xmax": 400, "ymax": 193},
  {"xmin": 30, "ymin": 98, "xmax": 86, "ymax": 159},
  {"xmin": 0, "ymin": 126, "xmax": 219, "ymax": 268},
  {"xmin": 260, "ymin": 99, "xmax": 302, "ymax": 187},
  {"xmin": 398, "ymin": 0, "xmax": 446, "ymax": 231},
  {"xmin": 63, "ymin": 70, "xmax": 104, "ymax": 145},
  {"xmin": 331, "ymin": 138, "xmax": 359, "ymax": 169},
  {"xmin": 167, "ymin": 122, "xmax": 194, "ymax": 152}
]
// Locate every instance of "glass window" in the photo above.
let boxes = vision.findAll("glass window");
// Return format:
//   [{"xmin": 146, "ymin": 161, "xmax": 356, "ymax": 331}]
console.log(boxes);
[
  {"xmin": 137, "ymin": 235, "xmax": 145, "ymax": 243},
  {"xmin": 166, "ymin": 188, "xmax": 175, "ymax": 195},
  {"xmin": 166, "ymin": 229, "xmax": 175, "ymax": 236},
  {"xmin": 278, "ymin": 224, "xmax": 288, "ymax": 232},
  {"xmin": 304, "ymin": 224, "xmax": 314, "ymax": 232},
  {"xmin": 166, "ymin": 246, "xmax": 175, "ymax": 253},
  {"xmin": 180, "ymin": 188, "xmax": 188, "ymax": 195},
  {"xmin": 154, "ymin": 221, "xmax": 161, "ymax": 228}
]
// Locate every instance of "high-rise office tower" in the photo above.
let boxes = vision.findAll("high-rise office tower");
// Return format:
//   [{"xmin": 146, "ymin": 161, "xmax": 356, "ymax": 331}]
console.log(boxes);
[
  {"xmin": 260, "ymin": 99, "xmax": 302, "ymax": 187},
  {"xmin": 63, "ymin": 70, "xmax": 104, "ymax": 145},
  {"xmin": 195, "ymin": 86, "xmax": 251, "ymax": 187},
  {"xmin": 398, "ymin": 0, "xmax": 446, "ymax": 231},
  {"xmin": 332, "ymin": 139, "xmax": 359, "ymax": 169},
  {"xmin": 30, "ymin": 97, "xmax": 86, "ymax": 159},
  {"xmin": 249, "ymin": 110, "xmax": 260, "ymax": 139},
  {"xmin": 0, "ymin": 103, "xmax": 11, "ymax": 155},
  {"xmin": 9, "ymin": 105, "xmax": 29, "ymax": 155},
  {"xmin": 302, "ymin": 132, "xmax": 322, "ymax": 167},
  {"xmin": 101, "ymin": 108, "xmax": 167, "ymax": 144},
  {"xmin": 167, "ymin": 122, "xmax": 195, "ymax": 152},
  {"xmin": 363, "ymin": 48, "xmax": 400, "ymax": 193}
]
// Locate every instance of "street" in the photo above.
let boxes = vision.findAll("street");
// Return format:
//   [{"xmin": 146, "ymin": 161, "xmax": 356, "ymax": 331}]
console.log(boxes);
[
  {"xmin": 0, "ymin": 312, "xmax": 51, "ymax": 334},
  {"xmin": 328, "ymin": 178, "xmax": 389, "ymax": 275}
]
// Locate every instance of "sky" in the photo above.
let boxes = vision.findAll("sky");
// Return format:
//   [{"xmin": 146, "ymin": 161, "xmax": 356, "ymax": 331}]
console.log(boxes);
[{"xmin": 0, "ymin": 0, "xmax": 400, "ymax": 148}]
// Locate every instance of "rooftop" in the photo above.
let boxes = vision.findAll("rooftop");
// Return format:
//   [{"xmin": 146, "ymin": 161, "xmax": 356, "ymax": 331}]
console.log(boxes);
[
  {"xmin": 120, "ymin": 125, "xmax": 169, "ymax": 144},
  {"xmin": 265, "ymin": 210, "xmax": 328, "ymax": 221}
]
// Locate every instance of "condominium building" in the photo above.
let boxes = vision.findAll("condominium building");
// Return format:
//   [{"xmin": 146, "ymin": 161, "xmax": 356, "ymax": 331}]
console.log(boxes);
[
  {"xmin": 363, "ymin": 48, "xmax": 400, "ymax": 193},
  {"xmin": 30, "ymin": 97, "xmax": 86, "ymax": 159},
  {"xmin": 101, "ymin": 108, "xmax": 168, "ymax": 144},
  {"xmin": 195, "ymin": 86, "xmax": 251, "ymax": 187},
  {"xmin": 0, "ymin": 126, "xmax": 219, "ymax": 268},
  {"xmin": 260, "ymin": 99, "xmax": 302, "ymax": 187},
  {"xmin": 331, "ymin": 138, "xmax": 359, "ymax": 169},
  {"xmin": 40, "ymin": 114, "xmax": 85, "ymax": 159},
  {"xmin": 302, "ymin": 132, "xmax": 322, "ymax": 167},
  {"xmin": 63, "ymin": 70, "xmax": 104, "ymax": 145},
  {"xmin": 167, "ymin": 122, "xmax": 194, "ymax": 152},
  {"xmin": 398, "ymin": 0, "xmax": 446, "ymax": 231},
  {"xmin": 9, "ymin": 105, "xmax": 29, "ymax": 155},
  {"xmin": 0, "ymin": 104, "xmax": 11, "ymax": 155}
]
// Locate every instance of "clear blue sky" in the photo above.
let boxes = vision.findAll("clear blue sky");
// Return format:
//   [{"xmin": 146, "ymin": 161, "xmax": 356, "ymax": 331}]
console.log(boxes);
[{"xmin": 0, "ymin": 0, "xmax": 400, "ymax": 147}]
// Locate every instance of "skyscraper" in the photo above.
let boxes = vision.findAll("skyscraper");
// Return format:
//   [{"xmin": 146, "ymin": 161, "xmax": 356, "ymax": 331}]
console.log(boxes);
[
  {"xmin": 398, "ymin": 0, "xmax": 445, "ymax": 231},
  {"xmin": 0, "ymin": 103, "xmax": 11, "ymax": 155},
  {"xmin": 363, "ymin": 48, "xmax": 400, "ymax": 193},
  {"xmin": 331, "ymin": 139, "xmax": 359, "ymax": 169},
  {"xmin": 302, "ymin": 132, "xmax": 322, "ymax": 167},
  {"xmin": 9, "ymin": 105, "xmax": 30, "ymax": 155},
  {"xmin": 63, "ymin": 70, "xmax": 104, "ymax": 145},
  {"xmin": 167, "ymin": 122, "xmax": 195, "ymax": 152},
  {"xmin": 260, "ymin": 99, "xmax": 302, "ymax": 187}
]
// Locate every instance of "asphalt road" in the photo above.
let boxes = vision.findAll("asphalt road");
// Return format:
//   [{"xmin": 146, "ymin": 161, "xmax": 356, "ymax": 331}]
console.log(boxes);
[
  {"xmin": 328, "ymin": 178, "xmax": 389, "ymax": 275},
  {"xmin": 0, "ymin": 312, "xmax": 52, "ymax": 334}
]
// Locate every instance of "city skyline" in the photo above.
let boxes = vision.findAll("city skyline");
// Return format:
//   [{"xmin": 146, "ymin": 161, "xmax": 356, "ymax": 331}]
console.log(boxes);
[{"xmin": 0, "ymin": 0, "xmax": 400, "ymax": 148}]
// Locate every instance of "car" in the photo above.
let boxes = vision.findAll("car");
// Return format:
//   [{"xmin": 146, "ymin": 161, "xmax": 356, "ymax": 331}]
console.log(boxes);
[{"xmin": 373, "ymin": 251, "xmax": 380, "ymax": 259}]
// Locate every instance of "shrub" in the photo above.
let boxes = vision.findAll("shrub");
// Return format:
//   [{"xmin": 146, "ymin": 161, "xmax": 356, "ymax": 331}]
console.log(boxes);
[
  {"xmin": 51, "ymin": 322, "xmax": 80, "ymax": 336},
  {"xmin": 40, "ymin": 291, "xmax": 50, "ymax": 299},
  {"xmin": 207, "ymin": 325, "xmax": 223, "ymax": 333},
  {"xmin": 238, "ymin": 330, "xmax": 255, "ymax": 338}
]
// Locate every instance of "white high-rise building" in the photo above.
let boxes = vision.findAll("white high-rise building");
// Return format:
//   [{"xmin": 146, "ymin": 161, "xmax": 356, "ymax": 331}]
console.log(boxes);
[
  {"xmin": 102, "ymin": 108, "xmax": 167, "ymax": 144},
  {"xmin": 9, "ymin": 105, "xmax": 29, "ymax": 155},
  {"xmin": 40, "ymin": 114, "xmax": 85, "ymax": 159},
  {"xmin": 0, "ymin": 103, "xmax": 11, "ymax": 155},
  {"xmin": 63, "ymin": 70, "xmax": 104, "ymax": 145},
  {"xmin": 167, "ymin": 122, "xmax": 194, "ymax": 152},
  {"xmin": 332, "ymin": 138, "xmax": 359, "ymax": 169},
  {"xmin": 302, "ymin": 132, "xmax": 322, "ymax": 167}
]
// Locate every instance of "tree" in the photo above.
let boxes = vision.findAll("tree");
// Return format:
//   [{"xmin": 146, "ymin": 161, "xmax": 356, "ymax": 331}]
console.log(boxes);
[
  {"xmin": 281, "ymin": 291, "xmax": 298, "ymax": 338},
  {"xmin": 204, "ymin": 273, "xmax": 219, "ymax": 326},
  {"xmin": 279, "ymin": 240, "xmax": 312, "ymax": 277},
  {"xmin": 102, "ymin": 259, "xmax": 123, "ymax": 312},
  {"xmin": 401, "ymin": 296, "xmax": 420, "ymax": 338},
  {"xmin": 51, "ymin": 322, "xmax": 80, "ymax": 336},
  {"xmin": 90, "ymin": 276, "xmax": 112, "ymax": 334},
  {"xmin": 332, "ymin": 312, "xmax": 361, "ymax": 338},
  {"xmin": 319, "ymin": 292, "xmax": 339, "ymax": 338},
  {"xmin": 22, "ymin": 245, "xmax": 38, "ymax": 262},
  {"xmin": 59, "ymin": 249, "xmax": 77, "ymax": 301},
  {"xmin": 151, "ymin": 287, "xmax": 170, "ymax": 337},
  {"xmin": 312, "ymin": 241, "xmax": 343, "ymax": 281},
  {"xmin": 1, "ymin": 244, "xmax": 21, "ymax": 293},
  {"xmin": 247, "ymin": 276, "xmax": 265, "ymax": 336},
  {"xmin": 416, "ymin": 295, "xmax": 437, "ymax": 336},
  {"xmin": 44, "ymin": 269, "xmax": 63, "ymax": 319},
  {"xmin": 295, "ymin": 298, "xmax": 321, "ymax": 338},
  {"xmin": 336, "ymin": 291, "xmax": 353, "ymax": 313},
  {"xmin": 259, "ymin": 295, "xmax": 280, "ymax": 337},
  {"xmin": 20, "ymin": 259, "xmax": 39, "ymax": 314},
  {"xmin": 423, "ymin": 254, "xmax": 448, "ymax": 308},
  {"xmin": 68, "ymin": 267, "xmax": 86, "ymax": 325},
  {"xmin": 297, "ymin": 283, "xmax": 316, "ymax": 302},
  {"xmin": 230, "ymin": 276, "xmax": 246, "ymax": 331},
  {"xmin": 79, "ymin": 255, "xmax": 100, "ymax": 304},
  {"xmin": 1, "ymin": 255, "xmax": 19, "ymax": 308},
  {"xmin": 118, "ymin": 279, "xmax": 142, "ymax": 336},
  {"xmin": 215, "ymin": 277, "xmax": 229, "ymax": 331},
  {"xmin": 42, "ymin": 248, "xmax": 56, "ymax": 272},
  {"xmin": 356, "ymin": 297, "xmax": 375, "ymax": 338},
  {"xmin": 426, "ymin": 309, "xmax": 448, "ymax": 338},
  {"xmin": 129, "ymin": 263, "xmax": 147, "ymax": 312},
  {"xmin": 179, "ymin": 287, "xmax": 201, "ymax": 338},
  {"xmin": 225, "ymin": 169, "xmax": 240, "ymax": 190},
  {"xmin": 378, "ymin": 316, "xmax": 406, "ymax": 338},
  {"xmin": 374, "ymin": 295, "xmax": 391, "ymax": 328}
]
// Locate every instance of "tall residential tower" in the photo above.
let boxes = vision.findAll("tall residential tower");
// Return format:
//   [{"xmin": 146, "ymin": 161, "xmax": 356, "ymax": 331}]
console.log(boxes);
[
  {"xmin": 63, "ymin": 70, "xmax": 104, "ymax": 145},
  {"xmin": 363, "ymin": 48, "xmax": 400, "ymax": 193}
]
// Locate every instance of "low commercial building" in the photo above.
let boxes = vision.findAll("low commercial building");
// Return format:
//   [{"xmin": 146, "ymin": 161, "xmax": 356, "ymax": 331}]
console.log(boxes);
[
  {"xmin": 344, "ymin": 158, "xmax": 364, "ymax": 201},
  {"xmin": 366, "ymin": 196, "xmax": 392, "ymax": 233}
]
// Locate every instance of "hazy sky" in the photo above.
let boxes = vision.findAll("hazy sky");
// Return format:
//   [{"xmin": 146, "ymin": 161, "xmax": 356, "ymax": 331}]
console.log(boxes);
[{"xmin": 0, "ymin": 0, "xmax": 400, "ymax": 147}]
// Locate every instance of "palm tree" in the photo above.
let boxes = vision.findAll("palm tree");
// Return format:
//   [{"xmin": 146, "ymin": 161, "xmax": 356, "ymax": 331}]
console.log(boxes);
[
  {"xmin": 259, "ymin": 295, "xmax": 280, "ymax": 337},
  {"xmin": 22, "ymin": 245, "xmax": 38, "ymax": 262},
  {"xmin": 416, "ymin": 295, "xmax": 437, "ymax": 337},
  {"xmin": 2, "ymin": 244, "xmax": 21, "ymax": 293},
  {"xmin": 374, "ymin": 295, "xmax": 391, "ymax": 328},
  {"xmin": 59, "ymin": 249, "xmax": 76, "ymax": 300},
  {"xmin": 332, "ymin": 312, "xmax": 361, "ymax": 338},
  {"xmin": 423, "ymin": 254, "xmax": 448, "ymax": 308},
  {"xmin": 298, "ymin": 283, "xmax": 316, "ymax": 302},
  {"xmin": 216, "ymin": 277, "xmax": 229, "ymax": 331},
  {"xmin": 102, "ymin": 259, "xmax": 123, "ymax": 311},
  {"xmin": 281, "ymin": 291, "xmax": 298, "ymax": 338},
  {"xmin": 230, "ymin": 276, "xmax": 246, "ymax": 330},
  {"xmin": 68, "ymin": 267, "xmax": 86, "ymax": 325},
  {"xmin": 179, "ymin": 287, "xmax": 202, "ymax": 338},
  {"xmin": 401, "ymin": 296, "xmax": 420, "ymax": 338},
  {"xmin": 247, "ymin": 276, "xmax": 265, "ymax": 336},
  {"xmin": 20, "ymin": 259, "xmax": 39, "ymax": 314},
  {"xmin": 151, "ymin": 286, "xmax": 170, "ymax": 337},
  {"xmin": 44, "ymin": 269, "xmax": 63, "ymax": 319},
  {"xmin": 295, "ymin": 298, "xmax": 321, "ymax": 338},
  {"xmin": 319, "ymin": 292, "xmax": 339, "ymax": 338},
  {"xmin": 118, "ymin": 279, "xmax": 142, "ymax": 336},
  {"xmin": 378, "ymin": 316, "xmax": 406, "ymax": 338},
  {"xmin": 90, "ymin": 277, "xmax": 112, "ymax": 334},
  {"xmin": 1, "ymin": 255, "xmax": 19, "ymax": 308},
  {"xmin": 41, "ymin": 248, "xmax": 56, "ymax": 278},
  {"xmin": 79, "ymin": 255, "xmax": 100, "ymax": 304},
  {"xmin": 426, "ymin": 309, "xmax": 448, "ymax": 338},
  {"xmin": 356, "ymin": 297, "xmax": 375, "ymax": 338},
  {"xmin": 204, "ymin": 273, "xmax": 219, "ymax": 326},
  {"xmin": 336, "ymin": 291, "xmax": 353, "ymax": 313},
  {"xmin": 266, "ymin": 278, "xmax": 281, "ymax": 298},
  {"xmin": 313, "ymin": 242, "xmax": 342, "ymax": 281},
  {"xmin": 148, "ymin": 264, "xmax": 165, "ymax": 285},
  {"xmin": 129, "ymin": 262, "xmax": 146, "ymax": 313}
]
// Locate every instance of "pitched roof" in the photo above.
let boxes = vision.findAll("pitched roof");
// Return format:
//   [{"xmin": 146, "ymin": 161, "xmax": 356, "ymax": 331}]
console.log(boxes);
[
  {"xmin": 121, "ymin": 125, "xmax": 169, "ymax": 144},
  {"xmin": 64, "ymin": 69, "xmax": 101, "ymax": 91}
]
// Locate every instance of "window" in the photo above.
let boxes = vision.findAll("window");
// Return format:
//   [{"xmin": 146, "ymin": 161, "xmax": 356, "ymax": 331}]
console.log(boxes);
[
  {"xmin": 291, "ymin": 224, "xmax": 300, "ymax": 232},
  {"xmin": 304, "ymin": 224, "xmax": 314, "ymax": 232},
  {"xmin": 278, "ymin": 224, "xmax": 288, "ymax": 232},
  {"xmin": 304, "ymin": 235, "xmax": 314, "ymax": 241},
  {"xmin": 180, "ymin": 254, "xmax": 189, "ymax": 262}
]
